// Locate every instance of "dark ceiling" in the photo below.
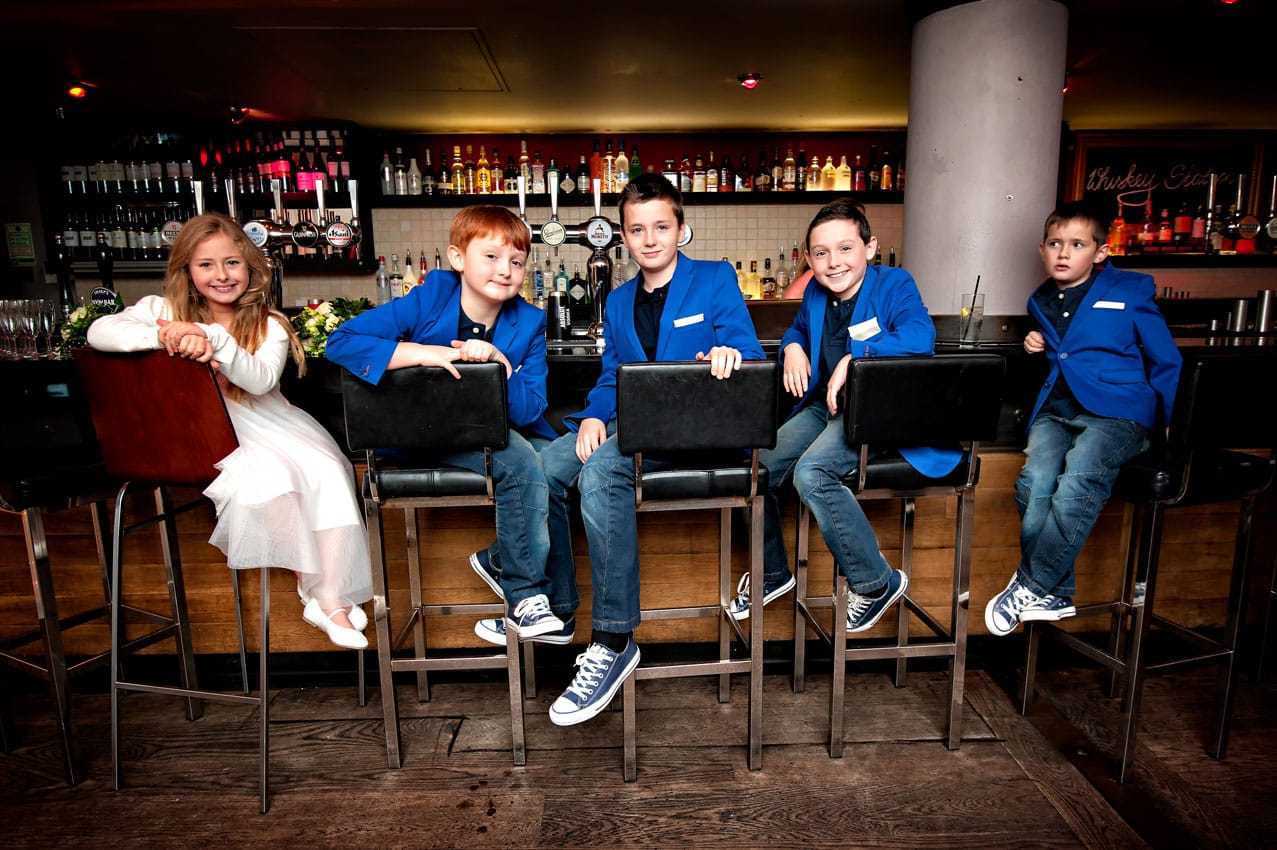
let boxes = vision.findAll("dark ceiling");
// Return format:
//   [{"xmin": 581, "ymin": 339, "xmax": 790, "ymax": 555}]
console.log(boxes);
[{"xmin": 2, "ymin": 1, "xmax": 1275, "ymax": 134}]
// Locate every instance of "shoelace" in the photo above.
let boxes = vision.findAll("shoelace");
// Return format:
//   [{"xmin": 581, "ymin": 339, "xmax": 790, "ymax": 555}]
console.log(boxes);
[
  {"xmin": 1000, "ymin": 584, "xmax": 1040, "ymax": 617},
  {"xmin": 847, "ymin": 590, "xmax": 875, "ymax": 623},
  {"xmin": 732, "ymin": 573, "xmax": 751, "ymax": 609},
  {"xmin": 563, "ymin": 644, "xmax": 615, "ymax": 701},
  {"xmin": 511, "ymin": 594, "xmax": 552, "ymax": 622}
]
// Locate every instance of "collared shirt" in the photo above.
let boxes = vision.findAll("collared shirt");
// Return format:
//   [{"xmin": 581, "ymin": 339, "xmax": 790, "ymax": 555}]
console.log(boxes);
[
  {"xmin": 634, "ymin": 278, "xmax": 669, "ymax": 361},
  {"xmin": 1033, "ymin": 268, "xmax": 1100, "ymax": 419},
  {"xmin": 457, "ymin": 308, "xmax": 495, "ymax": 343},
  {"xmin": 816, "ymin": 290, "xmax": 860, "ymax": 400}
]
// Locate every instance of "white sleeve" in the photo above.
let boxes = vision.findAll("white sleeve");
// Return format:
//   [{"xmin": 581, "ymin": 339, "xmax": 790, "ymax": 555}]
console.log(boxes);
[
  {"xmin": 84, "ymin": 295, "xmax": 168, "ymax": 351},
  {"xmin": 201, "ymin": 314, "xmax": 291, "ymax": 396}
]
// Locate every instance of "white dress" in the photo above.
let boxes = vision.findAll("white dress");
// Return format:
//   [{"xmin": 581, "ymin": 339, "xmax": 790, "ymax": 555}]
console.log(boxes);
[{"xmin": 86, "ymin": 295, "xmax": 373, "ymax": 608}]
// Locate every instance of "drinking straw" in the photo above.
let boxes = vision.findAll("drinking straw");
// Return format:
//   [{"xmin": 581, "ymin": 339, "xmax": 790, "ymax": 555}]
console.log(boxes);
[{"xmin": 962, "ymin": 274, "xmax": 981, "ymax": 340}]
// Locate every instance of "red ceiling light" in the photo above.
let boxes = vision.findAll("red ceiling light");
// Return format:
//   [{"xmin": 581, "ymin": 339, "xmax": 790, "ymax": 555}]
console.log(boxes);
[
  {"xmin": 67, "ymin": 84, "xmax": 87, "ymax": 98},
  {"xmin": 737, "ymin": 73, "xmax": 762, "ymax": 90}
]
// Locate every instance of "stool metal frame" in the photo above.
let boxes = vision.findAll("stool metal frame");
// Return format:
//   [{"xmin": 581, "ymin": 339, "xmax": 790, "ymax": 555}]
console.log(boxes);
[
  {"xmin": 614, "ymin": 360, "xmax": 779, "ymax": 780},
  {"xmin": 341, "ymin": 362, "xmax": 530, "ymax": 769},
  {"xmin": 793, "ymin": 354, "xmax": 1005, "ymax": 756},
  {"xmin": 74, "ymin": 349, "xmax": 278, "ymax": 812},
  {"xmin": 1019, "ymin": 349, "xmax": 1276, "ymax": 783}
]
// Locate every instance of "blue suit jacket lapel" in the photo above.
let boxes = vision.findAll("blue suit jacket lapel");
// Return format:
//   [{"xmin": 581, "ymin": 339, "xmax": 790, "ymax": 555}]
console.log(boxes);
[{"xmin": 655, "ymin": 253, "xmax": 692, "ymax": 361}]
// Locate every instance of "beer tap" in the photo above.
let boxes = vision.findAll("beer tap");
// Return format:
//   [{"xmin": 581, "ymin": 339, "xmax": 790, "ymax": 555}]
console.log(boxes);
[{"xmin": 583, "ymin": 179, "xmax": 621, "ymax": 339}]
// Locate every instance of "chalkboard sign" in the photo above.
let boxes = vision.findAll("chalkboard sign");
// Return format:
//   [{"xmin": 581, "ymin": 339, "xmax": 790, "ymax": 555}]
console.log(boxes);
[{"xmin": 1066, "ymin": 133, "xmax": 1264, "ymax": 235}]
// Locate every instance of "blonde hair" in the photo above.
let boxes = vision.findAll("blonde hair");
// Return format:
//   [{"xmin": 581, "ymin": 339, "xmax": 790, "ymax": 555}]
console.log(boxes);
[{"xmin": 164, "ymin": 212, "xmax": 305, "ymax": 401}]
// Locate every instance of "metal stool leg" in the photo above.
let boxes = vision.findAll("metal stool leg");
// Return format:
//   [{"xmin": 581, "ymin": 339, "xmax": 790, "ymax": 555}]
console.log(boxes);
[
  {"xmin": 717, "ymin": 508, "xmax": 731, "ymax": 703},
  {"xmin": 0, "ymin": 669, "xmax": 15, "ymax": 754},
  {"xmin": 945, "ymin": 487, "xmax": 975, "ymax": 750},
  {"xmin": 505, "ymin": 621, "xmax": 526, "ymax": 767},
  {"xmin": 258, "ymin": 566, "xmax": 271, "ymax": 814},
  {"xmin": 368, "ymin": 502, "xmax": 401, "ymax": 768},
  {"xmin": 1106, "ymin": 502, "xmax": 1140, "ymax": 699},
  {"xmin": 622, "ymin": 674, "xmax": 637, "ymax": 781},
  {"xmin": 110, "ymin": 488, "xmax": 128, "ymax": 791},
  {"xmin": 403, "ymin": 508, "xmax": 429, "ymax": 702},
  {"xmin": 1259, "ymin": 544, "xmax": 1277, "ymax": 683},
  {"xmin": 829, "ymin": 575, "xmax": 849, "ymax": 758},
  {"xmin": 22, "ymin": 506, "xmax": 82, "ymax": 784},
  {"xmin": 231, "ymin": 571, "xmax": 250, "ymax": 694},
  {"xmin": 1019, "ymin": 622, "xmax": 1041, "ymax": 714},
  {"xmin": 894, "ymin": 498, "xmax": 915, "ymax": 688},
  {"xmin": 748, "ymin": 495, "xmax": 764, "ymax": 770},
  {"xmin": 792, "ymin": 501, "xmax": 810, "ymax": 694},
  {"xmin": 521, "ymin": 642, "xmax": 536, "ymax": 699},
  {"xmin": 153, "ymin": 487, "xmax": 202, "ymax": 721},
  {"xmin": 1208, "ymin": 497, "xmax": 1256, "ymax": 760},
  {"xmin": 1116, "ymin": 503, "xmax": 1163, "ymax": 783}
]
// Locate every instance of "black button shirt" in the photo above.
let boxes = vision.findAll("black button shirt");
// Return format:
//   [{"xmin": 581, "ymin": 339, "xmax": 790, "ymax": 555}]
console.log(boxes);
[
  {"xmin": 634, "ymin": 280, "xmax": 669, "ymax": 361},
  {"xmin": 815, "ymin": 291, "xmax": 860, "ymax": 402},
  {"xmin": 457, "ymin": 308, "xmax": 495, "ymax": 343},
  {"xmin": 1033, "ymin": 268, "xmax": 1099, "ymax": 419}
]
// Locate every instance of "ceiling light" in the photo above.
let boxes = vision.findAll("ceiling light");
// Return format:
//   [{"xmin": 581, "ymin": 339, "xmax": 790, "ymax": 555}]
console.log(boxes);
[
  {"xmin": 737, "ymin": 73, "xmax": 762, "ymax": 90},
  {"xmin": 67, "ymin": 84, "xmax": 87, "ymax": 98},
  {"xmin": 229, "ymin": 104, "xmax": 249, "ymax": 125}
]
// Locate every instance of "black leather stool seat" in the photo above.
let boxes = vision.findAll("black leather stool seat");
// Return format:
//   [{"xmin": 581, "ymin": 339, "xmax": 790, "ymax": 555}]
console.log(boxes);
[
  {"xmin": 849, "ymin": 452, "xmax": 975, "ymax": 493},
  {"xmin": 640, "ymin": 465, "xmax": 768, "ymax": 501},
  {"xmin": 7, "ymin": 464, "xmax": 112, "ymax": 510},
  {"xmin": 1114, "ymin": 448, "xmax": 1275, "ymax": 506},
  {"xmin": 366, "ymin": 466, "xmax": 489, "ymax": 500}
]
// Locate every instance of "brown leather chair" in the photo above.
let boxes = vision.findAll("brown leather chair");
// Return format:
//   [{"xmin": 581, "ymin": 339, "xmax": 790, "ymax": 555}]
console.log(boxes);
[
  {"xmin": 1020, "ymin": 349, "xmax": 1277, "ymax": 782},
  {"xmin": 341, "ymin": 361, "xmax": 531, "ymax": 768},
  {"xmin": 792, "ymin": 353, "xmax": 1005, "ymax": 755},
  {"xmin": 72, "ymin": 349, "xmax": 280, "ymax": 811},
  {"xmin": 613, "ymin": 360, "xmax": 779, "ymax": 780}
]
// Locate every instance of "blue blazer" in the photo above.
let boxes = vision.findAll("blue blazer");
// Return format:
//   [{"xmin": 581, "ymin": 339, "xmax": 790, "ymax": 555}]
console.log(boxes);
[
  {"xmin": 781, "ymin": 264, "xmax": 961, "ymax": 478},
  {"xmin": 1026, "ymin": 263, "xmax": 1181, "ymax": 430},
  {"xmin": 326, "ymin": 270, "xmax": 555, "ymax": 439},
  {"xmin": 566, "ymin": 253, "xmax": 765, "ymax": 430}
]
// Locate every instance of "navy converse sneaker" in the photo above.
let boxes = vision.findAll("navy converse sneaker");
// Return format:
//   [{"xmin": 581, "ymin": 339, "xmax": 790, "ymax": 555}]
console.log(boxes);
[
  {"xmin": 469, "ymin": 549, "xmax": 503, "ymax": 600},
  {"xmin": 505, "ymin": 594, "xmax": 564, "ymax": 638},
  {"xmin": 845, "ymin": 569, "xmax": 908, "ymax": 633},
  {"xmin": 474, "ymin": 614, "xmax": 575, "ymax": 646},
  {"xmin": 984, "ymin": 575, "xmax": 1075, "ymax": 636},
  {"xmin": 548, "ymin": 640, "xmax": 641, "ymax": 727},
  {"xmin": 727, "ymin": 572, "xmax": 797, "ymax": 621}
]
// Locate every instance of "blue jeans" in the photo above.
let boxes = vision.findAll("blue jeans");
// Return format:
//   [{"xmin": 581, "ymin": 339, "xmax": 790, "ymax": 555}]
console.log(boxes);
[
  {"xmin": 438, "ymin": 430, "xmax": 553, "ymax": 609},
  {"xmin": 1015, "ymin": 413, "xmax": 1150, "ymax": 598},
  {"xmin": 789, "ymin": 408, "xmax": 894, "ymax": 594},
  {"xmin": 760, "ymin": 402, "xmax": 832, "ymax": 587}
]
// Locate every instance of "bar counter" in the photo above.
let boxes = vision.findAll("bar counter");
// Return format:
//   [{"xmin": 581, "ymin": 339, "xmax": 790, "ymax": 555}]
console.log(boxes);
[{"xmin": 3, "ymin": 316, "xmax": 1274, "ymax": 659}]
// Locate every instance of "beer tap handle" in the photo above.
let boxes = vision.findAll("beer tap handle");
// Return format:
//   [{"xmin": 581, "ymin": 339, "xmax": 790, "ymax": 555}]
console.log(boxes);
[
  {"xmin": 517, "ymin": 174, "xmax": 528, "ymax": 222},
  {"xmin": 193, "ymin": 180, "xmax": 206, "ymax": 216},
  {"xmin": 550, "ymin": 179, "xmax": 559, "ymax": 220},
  {"xmin": 348, "ymin": 179, "xmax": 360, "ymax": 223},
  {"xmin": 316, "ymin": 180, "xmax": 327, "ymax": 226},
  {"xmin": 224, "ymin": 177, "xmax": 239, "ymax": 221},
  {"xmin": 271, "ymin": 180, "xmax": 284, "ymax": 223},
  {"xmin": 593, "ymin": 179, "xmax": 602, "ymax": 217}
]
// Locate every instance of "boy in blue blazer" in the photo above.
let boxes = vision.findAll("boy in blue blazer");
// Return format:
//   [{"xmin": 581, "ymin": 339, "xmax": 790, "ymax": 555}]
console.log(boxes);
[
  {"xmin": 539, "ymin": 174, "xmax": 765, "ymax": 726},
  {"xmin": 985, "ymin": 201, "xmax": 1181, "ymax": 636},
  {"xmin": 325, "ymin": 205, "xmax": 566, "ymax": 640},
  {"xmin": 729, "ymin": 197, "xmax": 956, "ymax": 634}
]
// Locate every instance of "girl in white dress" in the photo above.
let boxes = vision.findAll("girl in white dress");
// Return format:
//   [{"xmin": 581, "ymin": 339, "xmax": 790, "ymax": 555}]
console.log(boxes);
[{"xmin": 86, "ymin": 212, "xmax": 372, "ymax": 650}]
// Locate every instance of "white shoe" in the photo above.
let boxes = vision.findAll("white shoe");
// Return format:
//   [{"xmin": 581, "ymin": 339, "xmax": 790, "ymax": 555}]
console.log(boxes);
[
  {"xmin": 303, "ymin": 597, "xmax": 369, "ymax": 650},
  {"xmin": 298, "ymin": 583, "xmax": 367, "ymax": 631}
]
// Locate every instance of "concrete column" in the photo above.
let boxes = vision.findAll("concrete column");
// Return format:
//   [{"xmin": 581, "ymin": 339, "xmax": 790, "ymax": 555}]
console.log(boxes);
[{"xmin": 903, "ymin": 0, "xmax": 1068, "ymax": 317}]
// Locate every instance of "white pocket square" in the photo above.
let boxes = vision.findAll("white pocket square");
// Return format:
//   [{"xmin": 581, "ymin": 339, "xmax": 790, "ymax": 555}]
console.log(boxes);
[
  {"xmin": 673, "ymin": 313, "xmax": 705, "ymax": 328},
  {"xmin": 848, "ymin": 317, "xmax": 882, "ymax": 341},
  {"xmin": 1093, "ymin": 300, "xmax": 1126, "ymax": 310}
]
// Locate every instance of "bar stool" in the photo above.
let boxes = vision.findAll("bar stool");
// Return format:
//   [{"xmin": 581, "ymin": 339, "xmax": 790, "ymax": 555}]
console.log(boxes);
[
  {"xmin": 613, "ymin": 360, "xmax": 779, "ymax": 781},
  {"xmin": 793, "ymin": 353, "xmax": 1005, "ymax": 755},
  {"xmin": 1, "ymin": 360, "xmax": 114, "ymax": 784},
  {"xmin": 72, "ymin": 349, "xmax": 280, "ymax": 812},
  {"xmin": 1019, "ymin": 349, "xmax": 1277, "ymax": 783},
  {"xmin": 340, "ymin": 361, "xmax": 531, "ymax": 768}
]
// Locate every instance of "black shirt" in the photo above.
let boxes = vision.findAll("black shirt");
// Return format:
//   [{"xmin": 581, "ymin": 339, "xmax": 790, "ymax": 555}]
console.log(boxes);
[
  {"xmin": 1033, "ymin": 268, "xmax": 1100, "ymax": 420},
  {"xmin": 815, "ymin": 290, "xmax": 860, "ymax": 402},
  {"xmin": 633, "ymin": 279, "xmax": 669, "ymax": 361},
  {"xmin": 457, "ymin": 307, "xmax": 496, "ymax": 343}
]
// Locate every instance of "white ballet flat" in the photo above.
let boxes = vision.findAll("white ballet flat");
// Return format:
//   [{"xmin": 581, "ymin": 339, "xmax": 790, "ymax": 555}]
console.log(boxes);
[
  {"xmin": 302, "ymin": 598, "xmax": 369, "ymax": 650},
  {"xmin": 297, "ymin": 584, "xmax": 368, "ymax": 631}
]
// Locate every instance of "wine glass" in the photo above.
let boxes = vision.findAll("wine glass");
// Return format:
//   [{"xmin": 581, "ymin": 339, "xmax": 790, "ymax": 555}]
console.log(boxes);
[
  {"xmin": 37, "ymin": 298, "xmax": 59, "ymax": 358},
  {"xmin": 0, "ymin": 299, "xmax": 15, "ymax": 358},
  {"xmin": 17, "ymin": 299, "xmax": 41, "ymax": 359}
]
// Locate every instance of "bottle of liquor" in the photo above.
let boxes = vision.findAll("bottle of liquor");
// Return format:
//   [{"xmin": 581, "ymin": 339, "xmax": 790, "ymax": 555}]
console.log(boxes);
[
  {"xmin": 463, "ymin": 145, "xmax": 476, "ymax": 194},
  {"xmin": 451, "ymin": 146, "xmax": 465, "ymax": 195},
  {"xmin": 379, "ymin": 150, "xmax": 393, "ymax": 196},
  {"xmin": 781, "ymin": 144, "xmax": 797, "ymax": 192},
  {"xmin": 744, "ymin": 260, "xmax": 762, "ymax": 300},
  {"xmin": 419, "ymin": 252, "xmax": 429, "ymax": 284},
  {"xmin": 735, "ymin": 260, "xmax": 746, "ymax": 295},
  {"xmin": 476, "ymin": 146, "xmax": 491, "ymax": 194},
  {"xmin": 603, "ymin": 141, "xmax": 616, "ymax": 193},
  {"xmin": 821, "ymin": 155, "xmax": 837, "ymax": 191},
  {"xmin": 389, "ymin": 253, "xmax": 404, "ymax": 298},
  {"xmin": 589, "ymin": 140, "xmax": 602, "ymax": 192},
  {"xmin": 754, "ymin": 151, "xmax": 772, "ymax": 192},
  {"xmin": 614, "ymin": 141, "xmax": 630, "ymax": 192},
  {"xmin": 1156, "ymin": 208, "xmax": 1173, "ymax": 244},
  {"xmin": 505, "ymin": 155, "xmax": 520, "ymax": 194},
  {"xmin": 490, "ymin": 146, "xmax": 504, "ymax": 194},
  {"xmin": 737, "ymin": 153, "xmax": 753, "ymax": 191},
  {"xmin": 518, "ymin": 140, "xmax": 531, "ymax": 190},
  {"xmin": 393, "ymin": 147, "xmax": 408, "ymax": 195},
  {"xmin": 719, "ymin": 154, "xmax": 735, "ymax": 193},
  {"xmin": 1191, "ymin": 204, "xmax": 1206, "ymax": 244},
  {"xmin": 420, "ymin": 148, "xmax": 436, "ymax": 196},
  {"xmin": 554, "ymin": 258, "xmax": 570, "ymax": 294},
  {"xmin": 853, "ymin": 154, "xmax": 866, "ymax": 192},
  {"xmin": 867, "ymin": 147, "xmax": 880, "ymax": 191},
  {"xmin": 531, "ymin": 150, "xmax": 546, "ymax": 194},
  {"xmin": 560, "ymin": 158, "xmax": 577, "ymax": 195},
  {"xmin": 761, "ymin": 257, "xmax": 777, "ymax": 299},
  {"xmin": 568, "ymin": 263, "xmax": 590, "ymax": 327},
  {"xmin": 888, "ymin": 247, "xmax": 897, "ymax": 267},
  {"xmin": 1107, "ymin": 201, "xmax": 1127, "ymax": 256},
  {"xmin": 436, "ymin": 150, "xmax": 452, "ymax": 196},
  {"xmin": 546, "ymin": 158, "xmax": 560, "ymax": 196},
  {"xmin": 880, "ymin": 151, "xmax": 894, "ymax": 191},
  {"xmin": 575, "ymin": 155, "xmax": 590, "ymax": 194},
  {"xmin": 895, "ymin": 154, "xmax": 906, "ymax": 192},
  {"xmin": 789, "ymin": 242, "xmax": 800, "ymax": 283},
  {"xmin": 806, "ymin": 152, "xmax": 821, "ymax": 192},
  {"xmin": 629, "ymin": 144, "xmax": 642, "ymax": 182},
  {"xmin": 703, "ymin": 152, "xmax": 718, "ymax": 192},
  {"xmin": 834, "ymin": 155, "xmax": 852, "ymax": 191},
  {"xmin": 1172, "ymin": 203, "xmax": 1192, "ymax": 244},
  {"xmin": 374, "ymin": 255, "xmax": 390, "ymax": 305},
  {"xmin": 771, "ymin": 147, "xmax": 784, "ymax": 190},
  {"xmin": 1139, "ymin": 200, "xmax": 1156, "ymax": 250},
  {"xmin": 774, "ymin": 247, "xmax": 789, "ymax": 292},
  {"xmin": 402, "ymin": 249, "xmax": 418, "ymax": 295},
  {"xmin": 435, "ymin": 248, "xmax": 443, "ymax": 271},
  {"xmin": 795, "ymin": 143, "xmax": 808, "ymax": 192},
  {"xmin": 407, "ymin": 157, "xmax": 422, "ymax": 195}
]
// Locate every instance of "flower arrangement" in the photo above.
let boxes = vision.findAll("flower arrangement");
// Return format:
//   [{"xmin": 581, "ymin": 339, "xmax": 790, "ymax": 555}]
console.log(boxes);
[
  {"xmin": 57, "ymin": 303, "xmax": 113, "ymax": 356},
  {"xmin": 291, "ymin": 297, "xmax": 370, "ymax": 357}
]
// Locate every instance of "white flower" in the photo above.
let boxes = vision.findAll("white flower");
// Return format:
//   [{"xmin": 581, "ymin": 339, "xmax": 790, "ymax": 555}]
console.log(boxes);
[
  {"xmin": 315, "ymin": 301, "xmax": 334, "ymax": 316},
  {"xmin": 68, "ymin": 306, "xmax": 88, "ymax": 323},
  {"xmin": 325, "ymin": 315, "xmax": 340, "ymax": 332}
]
